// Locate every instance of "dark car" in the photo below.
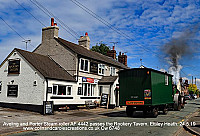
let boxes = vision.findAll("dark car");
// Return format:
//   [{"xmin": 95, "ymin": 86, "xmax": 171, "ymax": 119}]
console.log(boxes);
[
  {"xmin": 191, "ymin": 94, "xmax": 197, "ymax": 99},
  {"xmin": 184, "ymin": 95, "xmax": 192, "ymax": 100}
]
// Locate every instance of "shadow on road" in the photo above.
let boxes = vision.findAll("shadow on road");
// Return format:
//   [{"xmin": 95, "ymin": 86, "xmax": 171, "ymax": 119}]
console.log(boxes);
[
  {"xmin": 67, "ymin": 111, "xmax": 94, "ymax": 117},
  {"xmin": 99, "ymin": 111, "xmax": 162, "ymax": 118}
]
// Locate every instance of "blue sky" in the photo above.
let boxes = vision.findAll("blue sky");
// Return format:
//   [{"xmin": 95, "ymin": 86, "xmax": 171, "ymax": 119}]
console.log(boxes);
[{"xmin": 0, "ymin": 0, "xmax": 200, "ymax": 87}]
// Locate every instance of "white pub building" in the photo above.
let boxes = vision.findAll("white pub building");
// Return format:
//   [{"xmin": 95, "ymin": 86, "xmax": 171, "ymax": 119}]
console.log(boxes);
[{"xmin": 0, "ymin": 18, "xmax": 128, "ymax": 113}]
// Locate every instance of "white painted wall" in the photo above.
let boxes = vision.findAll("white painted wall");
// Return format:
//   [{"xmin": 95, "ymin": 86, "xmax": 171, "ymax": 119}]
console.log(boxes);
[
  {"xmin": 47, "ymin": 79, "xmax": 78, "ymax": 105},
  {"xmin": 99, "ymin": 77, "xmax": 119, "ymax": 105},
  {"xmin": 0, "ymin": 51, "xmax": 46, "ymax": 105},
  {"xmin": 47, "ymin": 77, "xmax": 101, "ymax": 105},
  {"xmin": 0, "ymin": 50, "xmax": 121, "ymax": 107},
  {"xmin": 110, "ymin": 77, "xmax": 119, "ymax": 105}
]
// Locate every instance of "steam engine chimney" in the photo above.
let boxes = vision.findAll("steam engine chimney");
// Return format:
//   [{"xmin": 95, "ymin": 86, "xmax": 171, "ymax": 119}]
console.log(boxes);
[
  {"xmin": 78, "ymin": 32, "xmax": 90, "ymax": 50},
  {"xmin": 107, "ymin": 46, "xmax": 116, "ymax": 59},
  {"xmin": 118, "ymin": 52, "xmax": 127, "ymax": 66}
]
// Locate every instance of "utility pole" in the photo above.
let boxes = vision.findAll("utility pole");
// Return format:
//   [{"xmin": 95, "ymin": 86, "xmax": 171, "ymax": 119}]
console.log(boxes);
[
  {"xmin": 140, "ymin": 58, "xmax": 142, "ymax": 66},
  {"xmin": 110, "ymin": 42, "xmax": 119, "ymax": 46},
  {"xmin": 110, "ymin": 42, "xmax": 119, "ymax": 49},
  {"xmin": 192, "ymin": 76, "xmax": 193, "ymax": 85},
  {"xmin": 22, "ymin": 39, "xmax": 31, "ymax": 50}
]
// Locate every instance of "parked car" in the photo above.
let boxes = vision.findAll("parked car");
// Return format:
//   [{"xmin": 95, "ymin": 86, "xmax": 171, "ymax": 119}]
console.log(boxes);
[
  {"xmin": 184, "ymin": 94, "xmax": 192, "ymax": 100},
  {"xmin": 191, "ymin": 94, "xmax": 197, "ymax": 99}
]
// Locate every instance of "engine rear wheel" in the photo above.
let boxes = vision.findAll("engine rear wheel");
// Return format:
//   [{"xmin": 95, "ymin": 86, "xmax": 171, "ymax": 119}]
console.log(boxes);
[
  {"xmin": 163, "ymin": 107, "xmax": 168, "ymax": 115},
  {"xmin": 152, "ymin": 107, "xmax": 158, "ymax": 118}
]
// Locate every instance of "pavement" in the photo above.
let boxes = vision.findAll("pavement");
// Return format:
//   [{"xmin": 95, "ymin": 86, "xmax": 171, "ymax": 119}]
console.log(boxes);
[{"xmin": 183, "ymin": 105, "xmax": 200, "ymax": 135}]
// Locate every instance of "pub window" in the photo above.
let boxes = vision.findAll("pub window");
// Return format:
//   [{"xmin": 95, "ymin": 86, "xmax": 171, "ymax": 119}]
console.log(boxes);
[
  {"xmin": 0, "ymin": 81, "xmax": 2, "ymax": 94},
  {"xmin": 53, "ymin": 85, "xmax": 72, "ymax": 95},
  {"xmin": 82, "ymin": 83, "xmax": 95, "ymax": 96},
  {"xmin": 77, "ymin": 87, "xmax": 83, "ymax": 95},
  {"xmin": 98, "ymin": 64, "xmax": 105, "ymax": 75},
  {"xmin": 8, "ymin": 59, "xmax": 20, "ymax": 74},
  {"xmin": 67, "ymin": 86, "xmax": 72, "ymax": 95},
  {"xmin": 80, "ymin": 58, "xmax": 89, "ymax": 72},
  {"xmin": 53, "ymin": 86, "xmax": 57, "ymax": 95},
  {"xmin": 165, "ymin": 75, "xmax": 168, "ymax": 85},
  {"xmin": 110, "ymin": 67, "xmax": 116, "ymax": 76},
  {"xmin": 58, "ymin": 85, "xmax": 66, "ymax": 95}
]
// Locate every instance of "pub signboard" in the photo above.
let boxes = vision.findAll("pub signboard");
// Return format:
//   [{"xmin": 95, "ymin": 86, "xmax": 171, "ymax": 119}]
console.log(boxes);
[
  {"xmin": 43, "ymin": 101, "xmax": 54, "ymax": 115},
  {"xmin": 90, "ymin": 62, "xmax": 98, "ymax": 74},
  {"xmin": 8, "ymin": 60, "xmax": 20, "ymax": 74},
  {"xmin": 100, "ymin": 93, "xmax": 109, "ymax": 108},
  {"xmin": 7, "ymin": 85, "xmax": 18, "ymax": 97}
]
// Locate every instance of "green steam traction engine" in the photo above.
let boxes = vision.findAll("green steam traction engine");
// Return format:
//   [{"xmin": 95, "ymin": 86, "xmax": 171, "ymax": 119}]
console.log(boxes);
[{"xmin": 119, "ymin": 68, "xmax": 185, "ymax": 117}]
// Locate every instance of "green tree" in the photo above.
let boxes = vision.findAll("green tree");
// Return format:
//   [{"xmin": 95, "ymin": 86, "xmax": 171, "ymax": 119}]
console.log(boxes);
[
  {"xmin": 196, "ymin": 89, "xmax": 199, "ymax": 96},
  {"xmin": 188, "ymin": 84, "xmax": 197, "ymax": 94},
  {"xmin": 91, "ymin": 42, "xmax": 110, "ymax": 55}
]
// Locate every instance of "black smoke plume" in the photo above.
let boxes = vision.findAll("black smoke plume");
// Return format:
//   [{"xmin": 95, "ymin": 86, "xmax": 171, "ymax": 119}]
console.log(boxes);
[{"xmin": 161, "ymin": 24, "xmax": 199, "ymax": 84}]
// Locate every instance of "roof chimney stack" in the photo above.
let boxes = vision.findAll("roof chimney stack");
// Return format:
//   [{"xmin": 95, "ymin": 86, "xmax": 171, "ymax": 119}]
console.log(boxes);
[
  {"xmin": 51, "ymin": 18, "xmax": 54, "ymax": 26},
  {"xmin": 107, "ymin": 46, "xmax": 116, "ymax": 60},
  {"xmin": 118, "ymin": 52, "xmax": 127, "ymax": 66},
  {"xmin": 42, "ymin": 18, "xmax": 59, "ymax": 43},
  {"xmin": 113, "ymin": 46, "xmax": 115, "ymax": 50},
  {"xmin": 78, "ymin": 32, "xmax": 90, "ymax": 50}
]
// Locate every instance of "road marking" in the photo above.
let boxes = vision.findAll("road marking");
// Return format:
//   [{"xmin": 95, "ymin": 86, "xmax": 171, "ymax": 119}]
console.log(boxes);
[{"xmin": 1, "ymin": 130, "xmax": 32, "ymax": 136}]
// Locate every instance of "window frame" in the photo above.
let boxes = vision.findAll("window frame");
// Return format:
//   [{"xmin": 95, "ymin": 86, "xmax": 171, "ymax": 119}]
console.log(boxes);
[
  {"xmin": 98, "ymin": 64, "xmax": 105, "ymax": 75},
  {"xmin": 165, "ymin": 75, "xmax": 169, "ymax": 85},
  {"xmin": 52, "ymin": 85, "xmax": 72, "ymax": 96},
  {"xmin": 79, "ymin": 58, "xmax": 89, "ymax": 72},
  {"xmin": 110, "ymin": 67, "xmax": 116, "ymax": 76},
  {"xmin": 82, "ymin": 83, "xmax": 95, "ymax": 96},
  {"xmin": 0, "ymin": 81, "xmax": 2, "ymax": 94}
]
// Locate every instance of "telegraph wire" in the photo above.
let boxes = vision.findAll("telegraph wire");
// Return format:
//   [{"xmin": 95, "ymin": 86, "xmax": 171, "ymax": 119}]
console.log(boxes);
[
  {"xmin": 180, "ymin": 69, "xmax": 188, "ymax": 77},
  {"xmin": 29, "ymin": 0, "xmax": 79, "ymax": 39},
  {"xmin": 70, "ymin": 0, "xmax": 200, "ymax": 75},
  {"xmin": 0, "ymin": 16, "xmax": 35, "ymax": 49},
  {"xmin": 29, "ymin": 0, "xmax": 78, "ymax": 39},
  {"xmin": 0, "ymin": 16, "xmax": 25, "ymax": 40},
  {"xmin": 14, "ymin": 0, "xmax": 46, "ymax": 27},
  {"xmin": 32, "ymin": 0, "xmax": 79, "ymax": 37},
  {"xmin": 70, "ymin": 0, "xmax": 160, "ymax": 57}
]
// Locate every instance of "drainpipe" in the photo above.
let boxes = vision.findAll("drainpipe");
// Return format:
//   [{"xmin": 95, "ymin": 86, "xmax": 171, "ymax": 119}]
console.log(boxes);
[
  {"xmin": 46, "ymin": 79, "xmax": 48, "ymax": 102},
  {"xmin": 77, "ymin": 56, "xmax": 80, "ymax": 82},
  {"xmin": 109, "ymin": 84, "xmax": 112, "ymax": 107}
]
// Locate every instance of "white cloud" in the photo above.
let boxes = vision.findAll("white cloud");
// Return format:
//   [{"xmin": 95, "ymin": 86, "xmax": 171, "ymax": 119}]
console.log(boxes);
[{"xmin": 0, "ymin": 0, "xmax": 200, "ymax": 73}]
